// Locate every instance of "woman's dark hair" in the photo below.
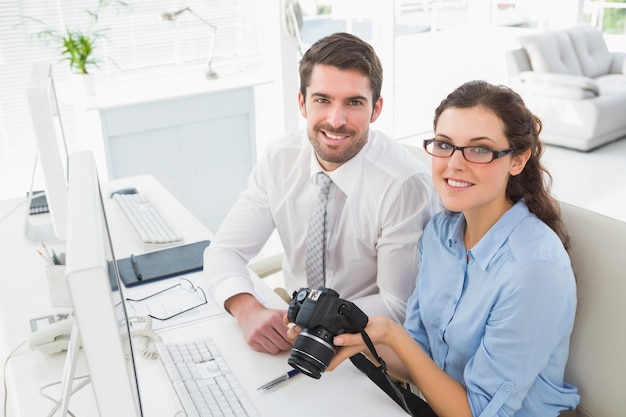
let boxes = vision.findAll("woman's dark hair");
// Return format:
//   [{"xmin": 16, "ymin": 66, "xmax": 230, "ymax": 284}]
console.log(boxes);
[
  {"xmin": 298, "ymin": 32, "xmax": 383, "ymax": 105},
  {"xmin": 433, "ymin": 80, "xmax": 570, "ymax": 250}
]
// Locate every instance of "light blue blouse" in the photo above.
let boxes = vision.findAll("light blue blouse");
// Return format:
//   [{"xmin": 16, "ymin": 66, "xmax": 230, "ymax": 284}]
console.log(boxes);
[{"xmin": 404, "ymin": 201, "xmax": 580, "ymax": 416}]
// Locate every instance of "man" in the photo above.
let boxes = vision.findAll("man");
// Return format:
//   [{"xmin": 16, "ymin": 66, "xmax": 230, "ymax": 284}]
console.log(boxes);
[{"xmin": 205, "ymin": 32, "xmax": 436, "ymax": 354}]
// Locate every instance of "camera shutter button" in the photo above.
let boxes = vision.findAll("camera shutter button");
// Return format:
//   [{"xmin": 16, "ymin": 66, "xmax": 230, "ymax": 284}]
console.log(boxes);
[{"xmin": 296, "ymin": 289, "xmax": 308, "ymax": 302}]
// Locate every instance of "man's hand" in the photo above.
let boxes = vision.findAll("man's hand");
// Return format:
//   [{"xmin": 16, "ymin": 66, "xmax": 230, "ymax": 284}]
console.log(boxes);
[{"xmin": 225, "ymin": 293, "xmax": 293, "ymax": 354}]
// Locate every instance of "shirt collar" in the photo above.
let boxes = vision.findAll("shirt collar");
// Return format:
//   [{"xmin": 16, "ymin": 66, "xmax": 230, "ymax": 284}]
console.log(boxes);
[
  {"xmin": 464, "ymin": 200, "xmax": 530, "ymax": 270},
  {"xmin": 308, "ymin": 131, "xmax": 372, "ymax": 195}
]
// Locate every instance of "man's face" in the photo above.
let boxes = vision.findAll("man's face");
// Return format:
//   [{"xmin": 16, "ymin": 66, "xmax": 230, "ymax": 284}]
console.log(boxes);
[{"xmin": 298, "ymin": 64, "xmax": 383, "ymax": 171}]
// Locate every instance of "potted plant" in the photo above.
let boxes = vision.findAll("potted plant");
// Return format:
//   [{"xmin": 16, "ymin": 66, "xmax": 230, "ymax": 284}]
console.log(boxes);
[
  {"xmin": 53, "ymin": 28, "xmax": 104, "ymax": 75},
  {"xmin": 25, "ymin": 0, "xmax": 128, "ymax": 77},
  {"xmin": 34, "ymin": 27, "xmax": 104, "ymax": 76}
]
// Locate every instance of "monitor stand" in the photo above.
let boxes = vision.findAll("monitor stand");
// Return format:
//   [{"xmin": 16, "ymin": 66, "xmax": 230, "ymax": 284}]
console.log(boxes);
[
  {"xmin": 24, "ymin": 213, "xmax": 57, "ymax": 243},
  {"xmin": 23, "ymin": 155, "xmax": 62, "ymax": 243},
  {"xmin": 57, "ymin": 321, "xmax": 84, "ymax": 417}
]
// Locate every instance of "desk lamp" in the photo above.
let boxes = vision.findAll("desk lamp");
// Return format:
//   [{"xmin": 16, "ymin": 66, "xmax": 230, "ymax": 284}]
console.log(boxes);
[{"xmin": 161, "ymin": 7, "xmax": 218, "ymax": 80}]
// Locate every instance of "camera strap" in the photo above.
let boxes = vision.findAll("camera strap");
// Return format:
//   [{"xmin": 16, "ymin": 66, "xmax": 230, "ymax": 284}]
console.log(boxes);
[{"xmin": 350, "ymin": 330, "xmax": 438, "ymax": 417}]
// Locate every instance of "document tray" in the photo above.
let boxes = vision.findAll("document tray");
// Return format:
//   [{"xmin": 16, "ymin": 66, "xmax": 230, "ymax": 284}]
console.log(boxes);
[{"xmin": 117, "ymin": 240, "xmax": 211, "ymax": 287}]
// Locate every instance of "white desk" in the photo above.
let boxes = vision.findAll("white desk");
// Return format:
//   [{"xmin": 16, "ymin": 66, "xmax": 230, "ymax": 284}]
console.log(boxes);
[{"xmin": 1, "ymin": 175, "xmax": 408, "ymax": 417}]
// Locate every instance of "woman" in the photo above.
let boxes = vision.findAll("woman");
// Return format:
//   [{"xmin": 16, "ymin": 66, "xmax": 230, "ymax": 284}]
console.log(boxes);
[{"xmin": 289, "ymin": 80, "xmax": 580, "ymax": 416}]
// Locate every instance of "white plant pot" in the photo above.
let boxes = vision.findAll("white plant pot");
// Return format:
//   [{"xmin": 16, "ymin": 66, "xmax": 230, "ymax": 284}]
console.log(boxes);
[{"xmin": 70, "ymin": 72, "xmax": 96, "ymax": 96}]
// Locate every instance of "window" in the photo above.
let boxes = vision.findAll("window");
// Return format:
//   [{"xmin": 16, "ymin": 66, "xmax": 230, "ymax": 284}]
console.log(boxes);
[
  {"xmin": 584, "ymin": 0, "xmax": 626, "ymax": 34},
  {"xmin": 0, "ymin": 0, "xmax": 264, "ymax": 199}
]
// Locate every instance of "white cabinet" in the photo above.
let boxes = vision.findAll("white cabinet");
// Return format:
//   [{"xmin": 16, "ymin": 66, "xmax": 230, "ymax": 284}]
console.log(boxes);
[{"xmin": 82, "ymin": 70, "xmax": 269, "ymax": 231}]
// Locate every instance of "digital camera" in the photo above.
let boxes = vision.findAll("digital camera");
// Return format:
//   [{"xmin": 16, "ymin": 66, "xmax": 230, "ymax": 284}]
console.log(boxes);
[{"xmin": 286, "ymin": 287, "xmax": 368, "ymax": 379}]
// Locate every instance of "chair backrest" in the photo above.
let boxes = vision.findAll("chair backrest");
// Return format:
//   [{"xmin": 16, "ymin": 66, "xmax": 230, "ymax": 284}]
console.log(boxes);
[{"xmin": 561, "ymin": 202, "xmax": 626, "ymax": 417}]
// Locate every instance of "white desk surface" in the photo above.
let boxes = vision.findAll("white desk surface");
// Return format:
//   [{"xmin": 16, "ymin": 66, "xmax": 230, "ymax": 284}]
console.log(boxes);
[{"xmin": 0, "ymin": 175, "xmax": 408, "ymax": 417}]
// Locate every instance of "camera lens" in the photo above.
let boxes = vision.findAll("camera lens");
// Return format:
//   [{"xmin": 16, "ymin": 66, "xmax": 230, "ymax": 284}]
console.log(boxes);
[{"xmin": 288, "ymin": 328, "xmax": 336, "ymax": 379}]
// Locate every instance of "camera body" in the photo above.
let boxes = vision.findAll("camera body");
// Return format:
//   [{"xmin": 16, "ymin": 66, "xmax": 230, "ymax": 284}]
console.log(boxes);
[{"xmin": 287, "ymin": 287, "xmax": 368, "ymax": 379}]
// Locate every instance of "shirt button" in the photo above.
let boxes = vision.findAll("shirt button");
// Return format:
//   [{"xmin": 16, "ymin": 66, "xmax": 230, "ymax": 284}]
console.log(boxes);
[{"xmin": 504, "ymin": 385, "xmax": 512, "ymax": 392}]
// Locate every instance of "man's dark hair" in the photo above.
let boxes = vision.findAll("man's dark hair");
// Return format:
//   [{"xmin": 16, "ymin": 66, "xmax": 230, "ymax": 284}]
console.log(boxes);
[{"xmin": 299, "ymin": 32, "xmax": 383, "ymax": 104}]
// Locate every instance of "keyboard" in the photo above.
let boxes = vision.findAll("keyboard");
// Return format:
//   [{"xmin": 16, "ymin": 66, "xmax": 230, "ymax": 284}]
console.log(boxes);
[
  {"xmin": 112, "ymin": 192, "xmax": 184, "ymax": 245},
  {"xmin": 157, "ymin": 338, "xmax": 260, "ymax": 417}
]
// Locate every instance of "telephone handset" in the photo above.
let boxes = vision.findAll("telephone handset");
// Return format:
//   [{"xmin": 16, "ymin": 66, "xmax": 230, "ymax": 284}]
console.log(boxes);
[
  {"xmin": 28, "ymin": 315, "xmax": 77, "ymax": 354},
  {"xmin": 27, "ymin": 314, "xmax": 161, "ymax": 357}
]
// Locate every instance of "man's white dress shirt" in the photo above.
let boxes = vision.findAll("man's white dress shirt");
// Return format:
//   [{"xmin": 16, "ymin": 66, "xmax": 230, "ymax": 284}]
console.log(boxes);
[{"xmin": 205, "ymin": 129, "xmax": 438, "ymax": 321}]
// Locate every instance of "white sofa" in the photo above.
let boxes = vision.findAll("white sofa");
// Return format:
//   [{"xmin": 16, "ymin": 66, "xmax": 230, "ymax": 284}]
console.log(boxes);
[{"xmin": 506, "ymin": 25, "xmax": 626, "ymax": 151}]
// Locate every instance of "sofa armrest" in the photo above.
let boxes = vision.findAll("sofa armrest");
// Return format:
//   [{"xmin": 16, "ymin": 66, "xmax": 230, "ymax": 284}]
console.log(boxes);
[
  {"xmin": 506, "ymin": 48, "xmax": 532, "ymax": 78},
  {"xmin": 518, "ymin": 71, "xmax": 599, "ymax": 99},
  {"xmin": 609, "ymin": 52, "xmax": 626, "ymax": 74}
]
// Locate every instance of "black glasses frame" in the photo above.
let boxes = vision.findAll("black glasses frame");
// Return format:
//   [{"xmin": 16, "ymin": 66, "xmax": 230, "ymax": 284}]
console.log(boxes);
[
  {"xmin": 125, "ymin": 277, "xmax": 208, "ymax": 321},
  {"xmin": 423, "ymin": 139, "xmax": 515, "ymax": 164}
]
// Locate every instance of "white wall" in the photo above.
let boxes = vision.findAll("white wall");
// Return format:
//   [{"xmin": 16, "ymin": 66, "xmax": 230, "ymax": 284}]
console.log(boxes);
[{"xmin": 270, "ymin": 0, "xmax": 591, "ymax": 143}]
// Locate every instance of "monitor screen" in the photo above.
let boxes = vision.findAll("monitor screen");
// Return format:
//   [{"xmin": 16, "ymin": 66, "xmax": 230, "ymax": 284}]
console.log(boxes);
[
  {"xmin": 25, "ymin": 62, "xmax": 70, "ymax": 242},
  {"xmin": 65, "ymin": 150, "xmax": 143, "ymax": 417}
]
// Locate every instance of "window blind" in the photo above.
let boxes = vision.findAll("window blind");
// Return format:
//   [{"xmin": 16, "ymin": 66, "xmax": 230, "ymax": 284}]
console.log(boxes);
[{"xmin": 0, "ymin": 0, "xmax": 264, "ymax": 199}]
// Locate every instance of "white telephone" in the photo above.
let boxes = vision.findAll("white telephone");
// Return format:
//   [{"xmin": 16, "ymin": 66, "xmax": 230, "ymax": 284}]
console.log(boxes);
[{"xmin": 28, "ymin": 315, "xmax": 77, "ymax": 354}]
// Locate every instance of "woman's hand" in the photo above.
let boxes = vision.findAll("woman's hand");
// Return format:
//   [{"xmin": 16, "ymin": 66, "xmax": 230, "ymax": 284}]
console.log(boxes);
[
  {"xmin": 282, "ymin": 313, "xmax": 370, "ymax": 372},
  {"xmin": 282, "ymin": 314, "xmax": 399, "ymax": 373},
  {"xmin": 328, "ymin": 316, "xmax": 395, "ymax": 371}
]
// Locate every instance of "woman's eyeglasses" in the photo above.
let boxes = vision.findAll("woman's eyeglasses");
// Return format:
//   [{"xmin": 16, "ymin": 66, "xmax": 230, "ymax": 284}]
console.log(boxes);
[{"xmin": 423, "ymin": 139, "xmax": 514, "ymax": 164}]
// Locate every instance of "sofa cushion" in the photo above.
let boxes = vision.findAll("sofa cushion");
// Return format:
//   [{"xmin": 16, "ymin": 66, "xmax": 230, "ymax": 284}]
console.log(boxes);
[
  {"xmin": 518, "ymin": 30, "xmax": 583, "ymax": 76},
  {"xmin": 567, "ymin": 25, "xmax": 612, "ymax": 78},
  {"xmin": 609, "ymin": 51, "xmax": 626, "ymax": 74},
  {"xmin": 519, "ymin": 72, "xmax": 599, "ymax": 99}
]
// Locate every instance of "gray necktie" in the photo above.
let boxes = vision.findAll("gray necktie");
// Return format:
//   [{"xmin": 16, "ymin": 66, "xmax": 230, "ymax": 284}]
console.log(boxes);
[{"xmin": 305, "ymin": 172, "xmax": 332, "ymax": 290}]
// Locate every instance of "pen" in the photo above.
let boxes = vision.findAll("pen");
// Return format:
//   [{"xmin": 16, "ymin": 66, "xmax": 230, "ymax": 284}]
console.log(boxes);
[
  {"xmin": 256, "ymin": 369, "xmax": 300, "ymax": 391},
  {"xmin": 130, "ymin": 254, "xmax": 142, "ymax": 280},
  {"xmin": 37, "ymin": 249, "xmax": 53, "ymax": 265},
  {"xmin": 41, "ymin": 242, "xmax": 53, "ymax": 262}
]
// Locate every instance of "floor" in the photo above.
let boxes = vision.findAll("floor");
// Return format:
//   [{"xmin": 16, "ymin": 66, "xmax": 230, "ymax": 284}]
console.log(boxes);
[{"xmin": 542, "ymin": 139, "xmax": 626, "ymax": 222}]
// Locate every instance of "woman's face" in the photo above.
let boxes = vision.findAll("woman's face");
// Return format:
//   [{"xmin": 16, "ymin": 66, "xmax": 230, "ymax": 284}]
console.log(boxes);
[{"xmin": 432, "ymin": 106, "xmax": 528, "ymax": 217}]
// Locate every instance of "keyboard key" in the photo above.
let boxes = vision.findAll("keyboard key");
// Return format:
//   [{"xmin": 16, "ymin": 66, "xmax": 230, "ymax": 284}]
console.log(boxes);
[
  {"xmin": 112, "ymin": 192, "xmax": 184, "ymax": 245},
  {"xmin": 157, "ymin": 338, "xmax": 260, "ymax": 417}
]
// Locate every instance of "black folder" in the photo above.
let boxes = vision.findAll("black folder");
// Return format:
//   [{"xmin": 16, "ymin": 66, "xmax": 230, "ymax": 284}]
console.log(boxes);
[{"xmin": 117, "ymin": 240, "xmax": 211, "ymax": 287}]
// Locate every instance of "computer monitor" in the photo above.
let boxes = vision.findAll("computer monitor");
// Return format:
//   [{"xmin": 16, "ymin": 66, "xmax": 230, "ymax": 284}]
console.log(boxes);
[
  {"xmin": 65, "ymin": 150, "xmax": 143, "ymax": 417},
  {"xmin": 25, "ymin": 62, "xmax": 70, "ymax": 242}
]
